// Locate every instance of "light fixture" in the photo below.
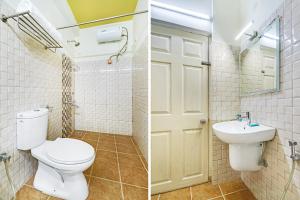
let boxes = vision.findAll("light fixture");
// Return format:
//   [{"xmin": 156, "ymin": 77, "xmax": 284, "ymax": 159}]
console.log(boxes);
[
  {"xmin": 235, "ymin": 21, "xmax": 254, "ymax": 40},
  {"xmin": 151, "ymin": 1, "xmax": 210, "ymax": 21}
]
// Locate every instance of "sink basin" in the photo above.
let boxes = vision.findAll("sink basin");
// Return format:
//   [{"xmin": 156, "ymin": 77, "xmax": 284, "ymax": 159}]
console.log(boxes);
[
  {"xmin": 212, "ymin": 120, "xmax": 276, "ymax": 171},
  {"xmin": 213, "ymin": 121, "xmax": 275, "ymax": 144}
]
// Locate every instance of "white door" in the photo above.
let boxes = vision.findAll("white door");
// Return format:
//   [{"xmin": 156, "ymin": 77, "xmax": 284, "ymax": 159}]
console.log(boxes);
[{"xmin": 151, "ymin": 25, "xmax": 209, "ymax": 194}]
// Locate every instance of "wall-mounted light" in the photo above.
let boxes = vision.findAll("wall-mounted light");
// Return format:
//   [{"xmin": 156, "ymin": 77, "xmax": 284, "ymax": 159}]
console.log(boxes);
[
  {"xmin": 235, "ymin": 21, "xmax": 254, "ymax": 40},
  {"xmin": 151, "ymin": 0, "xmax": 211, "ymax": 21}
]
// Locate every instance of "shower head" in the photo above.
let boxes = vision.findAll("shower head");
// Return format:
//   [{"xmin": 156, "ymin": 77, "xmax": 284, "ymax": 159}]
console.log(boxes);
[{"xmin": 67, "ymin": 40, "xmax": 80, "ymax": 47}]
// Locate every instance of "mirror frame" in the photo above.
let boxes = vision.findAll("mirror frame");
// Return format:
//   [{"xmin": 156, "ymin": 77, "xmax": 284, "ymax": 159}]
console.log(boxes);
[{"xmin": 239, "ymin": 17, "xmax": 281, "ymax": 96}]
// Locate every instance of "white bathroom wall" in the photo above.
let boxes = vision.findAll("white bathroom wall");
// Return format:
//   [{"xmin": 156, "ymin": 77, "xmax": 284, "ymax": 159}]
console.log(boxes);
[
  {"xmin": 0, "ymin": 1, "xmax": 62, "ymax": 198},
  {"xmin": 74, "ymin": 56, "xmax": 132, "ymax": 135},
  {"xmin": 132, "ymin": 0, "xmax": 148, "ymax": 161},
  {"xmin": 211, "ymin": 0, "xmax": 241, "ymax": 184},
  {"xmin": 239, "ymin": 1, "xmax": 300, "ymax": 199},
  {"xmin": 73, "ymin": 21, "xmax": 134, "ymax": 134}
]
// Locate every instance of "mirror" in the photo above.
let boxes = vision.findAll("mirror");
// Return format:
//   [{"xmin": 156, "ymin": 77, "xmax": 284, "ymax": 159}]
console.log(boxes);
[{"xmin": 239, "ymin": 17, "xmax": 280, "ymax": 96}]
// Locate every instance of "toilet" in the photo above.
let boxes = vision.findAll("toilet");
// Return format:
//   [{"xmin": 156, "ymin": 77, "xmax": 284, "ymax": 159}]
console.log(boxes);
[{"xmin": 16, "ymin": 108, "xmax": 95, "ymax": 200}]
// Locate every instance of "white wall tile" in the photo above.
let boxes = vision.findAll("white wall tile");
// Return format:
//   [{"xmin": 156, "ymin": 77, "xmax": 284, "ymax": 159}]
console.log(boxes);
[
  {"xmin": 0, "ymin": 2, "xmax": 62, "ymax": 198},
  {"xmin": 74, "ymin": 56, "xmax": 132, "ymax": 135}
]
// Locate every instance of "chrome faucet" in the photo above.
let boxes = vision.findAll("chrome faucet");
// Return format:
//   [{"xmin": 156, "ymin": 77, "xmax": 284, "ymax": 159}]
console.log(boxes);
[
  {"xmin": 246, "ymin": 112, "xmax": 251, "ymax": 125},
  {"xmin": 236, "ymin": 112, "xmax": 251, "ymax": 125}
]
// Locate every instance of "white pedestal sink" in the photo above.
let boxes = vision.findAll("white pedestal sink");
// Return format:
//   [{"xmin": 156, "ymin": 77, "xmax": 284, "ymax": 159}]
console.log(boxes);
[{"xmin": 213, "ymin": 121, "xmax": 275, "ymax": 171}]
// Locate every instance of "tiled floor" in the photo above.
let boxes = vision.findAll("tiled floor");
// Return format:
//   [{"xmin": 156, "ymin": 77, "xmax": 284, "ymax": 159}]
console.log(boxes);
[
  {"xmin": 151, "ymin": 179, "xmax": 256, "ymax": 200},
  {"xmin": 16, "ymin": 131, "xmax": 148, "ymax": 200}
]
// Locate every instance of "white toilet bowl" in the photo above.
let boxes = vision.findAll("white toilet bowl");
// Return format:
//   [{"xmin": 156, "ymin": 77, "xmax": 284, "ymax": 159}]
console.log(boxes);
[
  {"xmin": 31, "ymin": 138, "xmax": 95, "ymax": 200},
  {"xmin": 16, "ymin": 109, "xmax": 95, "ymax": 200}
]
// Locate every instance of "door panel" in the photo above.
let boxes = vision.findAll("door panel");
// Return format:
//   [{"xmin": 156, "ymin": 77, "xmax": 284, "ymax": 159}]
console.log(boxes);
[
  {"xmin": 183, "ymin": 65, "xmax": 203, "ymax": 113},
  {"xmin": 183, "ymin": 129, "xmax": 203, "ymax": 177},
  {"xmin": 183, "ymin": 39, "xmax": 205, "ymax": 58},
  {"xmin": 151, "ymin": 131, "xmax": 172, "ymax": 184},
  {"xmin": 151, "ymin": 25, "xmax": 209, "ymax": 194},
  {"xmin": 151, "ymin": 33, "xmax": 171, "ymax": 53},
  {"xmin": 151, "ymin": 62, "xmax": 172, "ymax": 114}
]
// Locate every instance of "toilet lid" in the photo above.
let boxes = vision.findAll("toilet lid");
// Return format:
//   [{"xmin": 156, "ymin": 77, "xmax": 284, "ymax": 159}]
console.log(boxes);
[{"xmin": 46, "ymin": 138, "xmax": 94, "ymax": 165}]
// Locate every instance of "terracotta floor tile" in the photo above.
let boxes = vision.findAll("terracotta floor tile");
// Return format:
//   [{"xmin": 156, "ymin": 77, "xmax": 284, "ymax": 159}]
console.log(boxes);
[
  {"xmin": 87, "ymin": 177, "xmax": 122, "ymax": 200},
  {"xmin": 91, "ymin": 158, "xmax": 120, "ymax": 181},
  {"xmin": 120, "ymin": 165, "xmax": 147, "ymax": 187},
  {"xmin": 115, "ymin": 135, "xmax": 133, "ymax": 144},
  {"xmin": 123, "ymin": 184, "xmax": 148, "ymax": 200},
  {"xmin": 97, "ymin": 140, "xmax": 117, "ymax": 151},
  {"xmin": 95, "ymin": 149, "xmax": 117, "ymax": 161},
  {"xmin": 100, "ymin": 134, "xmax": 115, "ymax": 142},
  {"xmin": 151, "ymin": 195, "xmax": 159, "ymax": 200},
  {"xmin": 83, "ymin": 132, "xmax": 100, "ymax": 141},
  {"xmin": 219, "ymin": 179, "xmax": 247, "ymax": 194},
  {"xmin": 118, "ymin": 153, "xmax": 144, "ymax": 169},
  {"xmin": 80, "ymin": 139, "xmax": 98, "ymax": 149},
  {"xmin": 192, "ymin": 182, "xmax": 222, "ymax": 200},
  {"xmin": 116, "ymin": 143, "xmax": 138, "ymax": 154},
  {"xmin": 48, "ymin": 197, "xmax": 64, "ymax": 200},
  {"xmin": 17, "ymin": 132, "xmax": 149, "ymax": 200},
  {"xmin": 84, "ymin": 165, "xmax": 93, "ymax": 175},
  {"xmin": 85, "ymin": 175, "xmax": 90, "ymax": 184},
  {"xmin": 141, "ymin": 155, "xmax": 148, "ymax": 170},
  {"xmin": 159, "ymin": 187, "xmax": 191, "ymax": 200},
  {"xmin": 69, "ymin": 132, "xmax": 85, "ymax": 139},
  {"xmin": 16, "ymin": 186, "xmax": 48, "ymax": 200},
  {"xmin": 224, "ymin": 190, "xmax": 256, "ymax": 200}
]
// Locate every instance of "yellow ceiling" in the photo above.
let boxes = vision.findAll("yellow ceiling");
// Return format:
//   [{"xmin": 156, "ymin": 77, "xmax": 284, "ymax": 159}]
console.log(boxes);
[{"xmin": 67, "ymin": 0, "xmax": 138, "ymax": 28}]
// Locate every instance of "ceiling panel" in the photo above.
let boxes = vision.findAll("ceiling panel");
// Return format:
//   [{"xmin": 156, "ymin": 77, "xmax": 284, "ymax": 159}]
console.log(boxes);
[{"xmin": 67, "ymin": 0, "xmax": 138, "ymax": 28}]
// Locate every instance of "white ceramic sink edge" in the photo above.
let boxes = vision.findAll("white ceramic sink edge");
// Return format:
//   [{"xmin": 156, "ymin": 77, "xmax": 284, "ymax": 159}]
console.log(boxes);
[{"xmin": 213, "ymin": 120, "xmax": 276, "ymax": 144}]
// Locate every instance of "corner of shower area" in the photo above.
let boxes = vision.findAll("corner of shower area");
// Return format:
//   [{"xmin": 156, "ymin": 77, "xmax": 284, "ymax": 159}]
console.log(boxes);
[{"xmin": 61, "ymin": 6, "xmax": 149, "ymax": 167}]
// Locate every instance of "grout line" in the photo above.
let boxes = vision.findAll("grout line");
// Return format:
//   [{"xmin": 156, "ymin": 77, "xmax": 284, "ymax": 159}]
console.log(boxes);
[
  {"xmin": 222, "ymin": 188, "xmax": 248, "ymax": 196},
  {"xmin": 218, "ymin": 184, "xmax": 225, "ymax": 199},
  {"xmin": 88, "ymin": 175, "xmax": 148, "ymax": 190},
  {"xmin": 130, "ymin": 138, "xmax": 148, "ymax": 173},
  {"xmin": 87, "ymin": 132, "xmax": 96, "ymax": 186},
  {"xmin": 89, "ymin": 175, "xmax": 121, "ymax": 184},
  {"xmin": 115, "ymin": 135, "xmax": 125, "ymax": 200},
  {"xmin": 122, "ymin": 182, "xmax": 148, "ymax": 190},
  {"xmin": 97, "ymin": 147, "xmax": 139, "ymax": 156},
  {"xmin": 207, "ymin": 196, "xmax": 225, "ymax": 200},
  {"xmin": 157, "ymin": 194, "xmax": 160, "ymax": 200},
  {"xmin": 190, "ymin": 186, "xmax": 193, "ymax": 200}
]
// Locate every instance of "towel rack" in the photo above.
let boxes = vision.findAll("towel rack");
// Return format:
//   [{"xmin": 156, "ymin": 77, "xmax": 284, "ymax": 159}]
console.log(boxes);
[{"xmin": 1, "ymin": 11, "xmax": 62, "ymax": 52}]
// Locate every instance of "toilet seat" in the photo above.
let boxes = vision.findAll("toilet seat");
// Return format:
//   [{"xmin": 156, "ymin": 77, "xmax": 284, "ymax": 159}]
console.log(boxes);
[
  {"xmin": 46, "ymin": 138, "xmax": 94, "ymax": 165},
  {"xmin": 32, "ymin": 139, "xmax": 95, "ymax": 172}
]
